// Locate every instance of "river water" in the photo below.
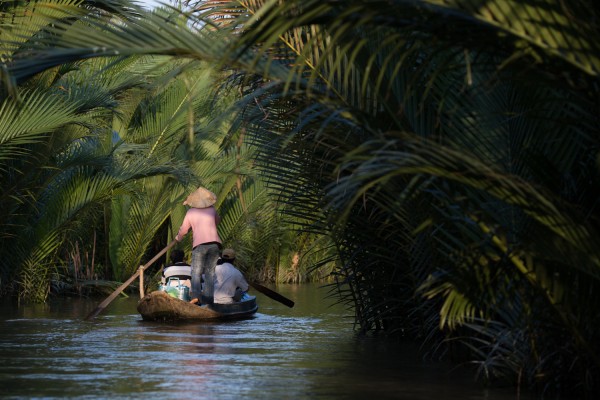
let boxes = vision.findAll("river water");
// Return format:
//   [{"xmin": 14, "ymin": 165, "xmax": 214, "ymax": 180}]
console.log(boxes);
[{"xmin": 0, "ymin": 283, "xmax": 527, "ymax": 399}]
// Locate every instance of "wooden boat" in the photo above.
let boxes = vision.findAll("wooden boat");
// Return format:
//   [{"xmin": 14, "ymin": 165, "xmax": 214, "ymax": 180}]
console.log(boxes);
[
  {"xmin": 85, "ymin": 240, "xmax": 289, "ymax": 321},
  {"xmin": 137, "ymin": 290, "xmax": 258, "ymax": 321}
]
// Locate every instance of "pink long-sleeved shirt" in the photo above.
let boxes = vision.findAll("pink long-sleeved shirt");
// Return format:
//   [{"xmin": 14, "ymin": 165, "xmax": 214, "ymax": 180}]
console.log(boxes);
[{"xmin": 175, "ymin": 206, "xmax": 221, "ymax": 248}]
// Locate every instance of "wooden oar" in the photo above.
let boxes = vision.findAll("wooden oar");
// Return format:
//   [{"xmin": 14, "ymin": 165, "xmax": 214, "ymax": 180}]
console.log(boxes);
[
  {"xmin": 249, "ymin": 282, "xmax": 294, "ymax": 308},
  {"xmin": 85, "ymin": 239, "xmax": 177, "ymax": 320}
]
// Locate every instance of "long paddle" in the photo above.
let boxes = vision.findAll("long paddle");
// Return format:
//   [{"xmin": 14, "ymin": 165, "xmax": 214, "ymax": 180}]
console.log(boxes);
[
  {"xmin": 85, "ymin": 239, "xmax": 177, "ymax": 320},
  {"xmin": 249, "ymin": 282, "xmax": 294, "ymax": 308}
]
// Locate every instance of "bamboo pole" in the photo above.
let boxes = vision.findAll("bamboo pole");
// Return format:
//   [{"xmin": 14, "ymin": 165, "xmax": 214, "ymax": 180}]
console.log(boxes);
[
  {"xmin": 85, "ymin": 240, "xmax": 177, "ymax": 320},
  {"xmin": 139, "ymin": 266, "xmax": 145, "ymax": 298}
]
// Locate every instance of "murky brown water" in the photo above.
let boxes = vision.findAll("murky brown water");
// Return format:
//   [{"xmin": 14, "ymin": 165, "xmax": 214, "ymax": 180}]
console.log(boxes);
[{"xmin": 0, "ymin": 283, "xmax": 528, "ymax": 399}]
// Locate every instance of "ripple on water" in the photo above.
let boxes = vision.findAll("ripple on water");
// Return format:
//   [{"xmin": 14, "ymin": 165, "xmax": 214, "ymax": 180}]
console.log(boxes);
[{"xmin": 0, "ymin": 286, "xmax": 529, "ymax": 400}]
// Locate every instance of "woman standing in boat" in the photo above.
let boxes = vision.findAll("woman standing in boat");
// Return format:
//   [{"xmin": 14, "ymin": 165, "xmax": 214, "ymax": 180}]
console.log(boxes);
[{"xmin": 175, "ymin": 187, "xmax": 222, "ymax": 305}]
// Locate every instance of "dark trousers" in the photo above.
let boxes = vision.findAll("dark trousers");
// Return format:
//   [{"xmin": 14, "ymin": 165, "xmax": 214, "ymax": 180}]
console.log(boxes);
[{"xmin": 191, "ymin": 243, "xmax": 221, "ymax": 304}]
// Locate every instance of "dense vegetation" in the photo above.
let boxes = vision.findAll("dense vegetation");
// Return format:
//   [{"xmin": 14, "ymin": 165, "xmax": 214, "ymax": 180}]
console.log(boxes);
[{"xmin": 1, "ymin": 0, "xmax": 599, "ymax": 397}]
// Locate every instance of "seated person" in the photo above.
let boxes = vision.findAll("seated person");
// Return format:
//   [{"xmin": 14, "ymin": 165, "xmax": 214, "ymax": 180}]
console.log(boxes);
[
  {"xmin": 162, "ymin": 249, "xmax": 192, "ymax": 290},
  {"xmin": 214, "ymin": 248, "xmax": 249, "ymax": 304}
]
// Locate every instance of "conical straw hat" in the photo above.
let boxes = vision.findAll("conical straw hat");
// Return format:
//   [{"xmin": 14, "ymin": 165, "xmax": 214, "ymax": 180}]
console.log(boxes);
[{"xmin": 182, "ymin": 187, "xmax": 217, "ymax": 208}]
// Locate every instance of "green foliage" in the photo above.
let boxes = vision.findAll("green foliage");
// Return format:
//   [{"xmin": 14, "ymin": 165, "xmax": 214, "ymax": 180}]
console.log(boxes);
[
  {"xmin": 0, "ymin": 0, "xmax": 322, "ymax": 302},
  {"xmin": 2, "ymin": 0, "xmax": 600, "ymax": 395},
  {"xmin": 197, "ymin": 0, "xmax": 600, "ymax": 395},
  {"xmin": 0, "ymin": 0, "xmax": 200, "ymax": 299}
]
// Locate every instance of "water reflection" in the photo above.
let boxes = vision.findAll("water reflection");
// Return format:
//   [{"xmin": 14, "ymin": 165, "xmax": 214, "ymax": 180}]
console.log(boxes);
[{"xmin": 0, "ymin": 284, "xmax": 528, "ymax": 399}]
